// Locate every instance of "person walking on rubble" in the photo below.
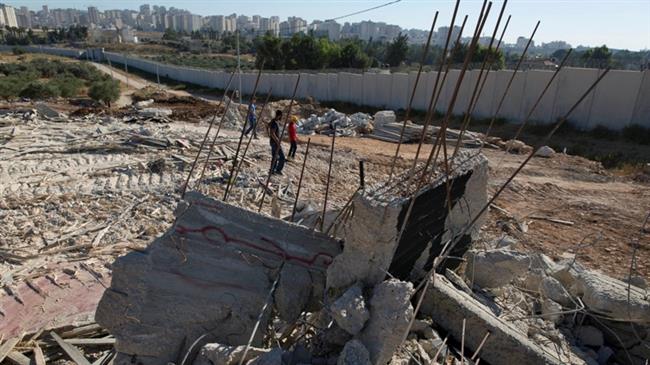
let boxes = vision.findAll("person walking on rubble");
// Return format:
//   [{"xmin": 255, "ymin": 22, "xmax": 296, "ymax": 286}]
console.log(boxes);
[
  {"xmin": 268, "ymin": 110, "xmax": 285, "ymax": 175},
  {"xmin": 244, "ymin": 97, "xmax": 258, "ymax": 139},
  {"xmin": 287, "ymin": 115, "xmax": 298, "ymax": 160}
]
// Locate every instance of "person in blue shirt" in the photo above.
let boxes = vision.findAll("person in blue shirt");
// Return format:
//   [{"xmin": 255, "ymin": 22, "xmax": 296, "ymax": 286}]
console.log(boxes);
[{"xmin": 244, "ymin": 97, "xmax": 258, "ymax": 139}]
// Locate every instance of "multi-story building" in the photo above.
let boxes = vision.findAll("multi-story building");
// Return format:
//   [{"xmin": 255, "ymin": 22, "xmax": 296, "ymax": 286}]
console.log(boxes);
[
  {"xmin": 0, "ymin": 4, "xmax": 18, "ymax": 27},
  {"xmin": 16, "ymin": 6, "xmax": 32, "ymax": 28},
  {"xmin": 313, "ymin": 20, "xmax": 341, "ymax": 41},
  {"xmin": 87, "ymin": 6, "xmax": 100, "ymax": 25},
  {"xmin": 434, "ymin": 26, "xmax": 462, "ymax": 46}
]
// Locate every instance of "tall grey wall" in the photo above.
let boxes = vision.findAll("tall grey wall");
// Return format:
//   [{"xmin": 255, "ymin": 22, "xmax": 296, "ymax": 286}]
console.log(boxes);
[{"xmin": 9, "ymin": 46, "xmax": 647, "ymax": 130}]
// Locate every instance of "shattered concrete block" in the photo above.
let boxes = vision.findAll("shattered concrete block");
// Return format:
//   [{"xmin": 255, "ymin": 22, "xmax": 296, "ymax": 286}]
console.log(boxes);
[
  {"xmin": 337, "ymin": 340, "xmax": 371, "ymax": 365},
  {"xmin": 96, "ymin": 192, "xmax": 341, "ymax": 365},
  {"xmin": 540, "ymin": 276, "xmax": 573, "ymax": 307},
  {"xmin": 329, "ymin": 283, "xmax": 370, "ymax": 335},
  {"xmin": 274, "ymin": 264, "xmax": 312, "ymax": 323},
  {"xmin": 573, "ymin": 270, "xmax": 650, "ymax": 322},
  {"xmin": 327, "ymin": 151, "xmax": 487, "ymax": 291},
  {"xmin": 422, "ymin": 274, "xmax": 569, "ymax": 365},
  {"xmin": 465, "ymin": 248, "xmax": 532, "ymax": 288},
  {"xmin": 194, "ymin": 343, "xmax": 269, "ymax": 365},
  {"xmin": 359, "ymin": 279, "xmax": 414, "ymax": 365},
  {"xmin": 575, "ymin": 325, "xmax": 604, "ymax": 347}
]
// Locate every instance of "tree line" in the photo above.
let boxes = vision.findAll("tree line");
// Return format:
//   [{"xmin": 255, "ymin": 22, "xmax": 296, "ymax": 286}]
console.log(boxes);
[
  {"xmin": 0, "ymin": 57, "xmax": 119, "ymax": 106},
  {"xmin": 0, "ymin": 25, "xmax": 88, "ymax": 45}
]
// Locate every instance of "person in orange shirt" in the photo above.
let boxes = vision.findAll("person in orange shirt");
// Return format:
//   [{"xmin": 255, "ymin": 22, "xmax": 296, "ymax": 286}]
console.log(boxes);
[{"xmin": 288, "ymin": 115, "xmax": 298, "ymax": 160}]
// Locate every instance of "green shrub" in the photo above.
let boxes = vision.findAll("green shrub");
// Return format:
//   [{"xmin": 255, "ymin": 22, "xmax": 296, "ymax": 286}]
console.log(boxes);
[
  {"xmin": 19, "ymin": 81, "xmax": 60, "ymax": 99},
  {"xmin": 89, "ymin": 79, "xmax": 120, "ymax": 106},
  {"xmin": 12, "ymin": 47, "xmax": 25, "ymax": 55},
  {"xmin": 49, "ymin": 76, "xmax": 84, "ymax": 98},
  {"xmin": 590, "ymin": 124, "xmax": 618, "ymax": 140}
]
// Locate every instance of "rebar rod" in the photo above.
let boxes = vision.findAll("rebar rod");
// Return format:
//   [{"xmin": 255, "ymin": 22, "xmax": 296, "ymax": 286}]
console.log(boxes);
[
  {"xmin": 226, "ymin": 89, "xmax": 274, "ymax": 201},
  {"xmin": 258, "ymin": 75, "xmax": 302, "ymax": 213},
  {"xmin": 223, "ymin": 68, "xmax": 264, "ymax": 200},
  {"xmin": 480, "ymin": 20, "xmax": 541, "ymax": 151},
  {"xmin": 450, "ymin": 0, "xmax": 509, "ymax": 161},
  {"xmin": 407, "ymin": 0, "xmax": 465, "ymax": 176},
  {"xmin": 388, "ymin": 10, "xmax": 439, "ymax": 181},
  {"xmin": 180, "ymin": 70, "xmax": 236, "ymax": 199}
]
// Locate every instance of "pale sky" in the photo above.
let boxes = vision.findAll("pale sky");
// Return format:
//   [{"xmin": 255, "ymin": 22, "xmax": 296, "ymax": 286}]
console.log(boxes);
[{"xmin": 13, "ymin": 0, "xmax": 650, "ymax": 50}]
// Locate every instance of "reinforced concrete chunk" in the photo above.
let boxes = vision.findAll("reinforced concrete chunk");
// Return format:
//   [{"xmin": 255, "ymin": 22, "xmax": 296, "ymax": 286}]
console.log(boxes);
[
  {"xmin": 274, "ymin": 264, "xmax": 312, "ymax": 323},
  {"xmin": 359, "ymin": 279, "xmax": 414, "ymax": 365},
  {"xmin": 327, "ymin": 151, "xmax": 487, "ymax": 291},
  {"xmin": 421, "ymin": 274, "xmax": 569, "ymax": 365},
  {"xmin": 96, "ymin": 192, "xmax": 341, "ymax": 365},
  {"xmin": 330, "ymin": 283, "xmax": 370, "ymax": 335},
  {"xmin": 465, "ymin": 249, "xmax": 532, "ymax": 288}
]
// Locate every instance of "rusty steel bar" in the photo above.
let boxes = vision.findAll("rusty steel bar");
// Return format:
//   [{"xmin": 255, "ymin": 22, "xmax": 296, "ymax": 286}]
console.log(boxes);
[
  {"xmin": 505, "ymin": 48, "xmax": 574, "ymax": 152},
  {"xmin": 388, "ymin": 10, "xmax": 439, "ymax": 181},
  {"xmin": 223, "ymin": 68, "xmax": 264, "ymax": 201},
  {"xmin": 290, "ymin": 138, "xmax": 311, "ymax": 222},
  {"xmin": 480, "ymin": 20, "xmax": 541, "ymax": 151},
  {"xmin": 226, "ymin": 88, "xmax": 274, "ymax": 201},
  {"xmin": 258, "ymin": 74, "xmax": 302, "ymax": 213},
  {"xmin": 408, "ymin": 0, "xmax": 466, "ymax": 176},
  {"xmin": 450, "ymin": 0, "xmax": 509, "ymax": 161},
  {"xmin": 195, "ymin": 88, "xmax": 238, "ymax": 190},
  {"xmin": 320, "ymin": 128, "xmax": 337, "ymax": 232},
  {"xmin": 410, "ymin": 68, "xmax": 612, "ymax": 334},
  {"xmin": 180, "ymin": 70, "xmax": 236, "ymax": 199}
]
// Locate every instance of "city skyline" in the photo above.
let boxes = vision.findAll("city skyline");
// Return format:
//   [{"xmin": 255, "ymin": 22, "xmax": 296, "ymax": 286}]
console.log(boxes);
[{"xmin": 7, "ymin": 0, "xmax": 650, "ymax": 51}]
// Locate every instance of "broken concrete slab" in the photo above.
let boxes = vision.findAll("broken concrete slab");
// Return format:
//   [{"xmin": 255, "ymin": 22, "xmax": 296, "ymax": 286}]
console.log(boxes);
[
  {"xmin": 337, "ymin": 340, "xmax": 371, "ymax": 365},
  {"xmin": 329, "ymin": 283, "xmax": 369, "ymax": 335},
  {"xmin": 540, "ymin": 276, "xmax": 573, "ymax": 307},
  {"xmin": 248, "ymin": 348, "xmax": 283, "ymax": 365},
  {"xmin": 96, "ymin": 191, "xmax": 342, "ymax": 365},
  {"xmin": 571, "ymin": 270, "xmax": 650, "ymax": 323},
  {"xmin": 465, "ymin": 248, "xmax": 532, "ymax": 288},
  {"xmin": 421, "ymin": 274, "xmax": 575, "ymax": 365},
  {"xmin": 359, "ymin": 279, "xmax": 414, "ymax": 365},
  {"xmin": 274, "ymin": 264, "xmax": 312, "ymax": 323},
  {"xmin": 327, "ymin": 151, "xmax": 487, "ymax": 292}
]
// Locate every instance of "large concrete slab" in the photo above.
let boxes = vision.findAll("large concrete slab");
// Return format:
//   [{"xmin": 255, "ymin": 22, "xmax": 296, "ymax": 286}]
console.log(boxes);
[
  {"xmin": 631, "ymin": 70, "xmax": 650, "ymax": 128},
  {"xmin": 421, "ymin": 274, "xmax": 571, "ymax": 365},
  {"xmin": 97, "ymin": 192, "xmax": 341, "ymax": 365}
]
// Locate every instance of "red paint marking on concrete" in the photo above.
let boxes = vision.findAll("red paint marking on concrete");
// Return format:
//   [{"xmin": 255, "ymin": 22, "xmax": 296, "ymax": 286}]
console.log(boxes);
[{"xmin": 175, "ymin": 225, "xmax": 334, "ymax": 267}]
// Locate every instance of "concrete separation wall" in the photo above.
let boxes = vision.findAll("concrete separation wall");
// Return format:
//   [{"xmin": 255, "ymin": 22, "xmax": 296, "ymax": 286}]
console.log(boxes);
[{"xmin": 13, "ymin": 47, "xmax": 648, "ymax": 129}]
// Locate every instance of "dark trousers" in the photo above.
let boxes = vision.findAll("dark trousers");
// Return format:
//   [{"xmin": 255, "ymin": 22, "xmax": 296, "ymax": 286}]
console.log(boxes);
[
  {"xmin": 288, "ymin": 140, "xmax": 297, "ymax": 158},
  {"xmin": 244, "ymin": 118, "xmax": 257, "ymax": 137},
  {"xmin": 270, "ymin": 142, "xmax": 285, "ymax": 173}
]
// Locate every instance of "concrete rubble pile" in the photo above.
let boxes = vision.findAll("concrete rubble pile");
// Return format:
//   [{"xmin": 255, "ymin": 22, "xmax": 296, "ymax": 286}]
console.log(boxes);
[
  {"xmin": 94, "ymin": 147, "xmax": 645, "ymax": 365},
  {"xmin": 457, "ymin": 243, "xmax": 650, "ymax": 365},
  {"xmin": 95, "ymin": 150, "xmax": 490, "ymax": 364},
  {"xmin": 297, "ymin": 108, "xmax": 374, "ymax": 137}
]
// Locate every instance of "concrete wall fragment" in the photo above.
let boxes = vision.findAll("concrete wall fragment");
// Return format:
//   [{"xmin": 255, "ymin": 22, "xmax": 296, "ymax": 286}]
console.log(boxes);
[{"xmin": 96, "ymin": 192, "xmax": 341, "ymax": 365}]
